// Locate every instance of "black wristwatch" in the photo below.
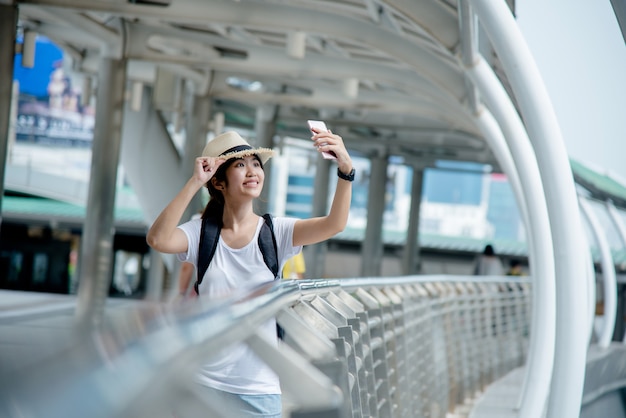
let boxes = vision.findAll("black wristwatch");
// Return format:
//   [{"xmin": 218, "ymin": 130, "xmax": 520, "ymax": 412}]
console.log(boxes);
[{"xmin": 337, "ymin": 167, "xmax": 356, "ymax": 182}]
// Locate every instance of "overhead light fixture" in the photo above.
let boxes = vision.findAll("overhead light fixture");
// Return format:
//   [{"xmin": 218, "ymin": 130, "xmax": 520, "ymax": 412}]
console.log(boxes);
[
  {"xmin": 343, "ymin": 78, "xmax": 359, "ymax": 99},
  {"xmin": 211, "ymin": 112, "xmax": 225, "ymax": 136},
  {"xmin": 286, "ymin": 31, "xmax": 306, "ymax": 59},
  {"xmin": 227, "ymin": 76, "xmax": 264, "ymax": 92}
]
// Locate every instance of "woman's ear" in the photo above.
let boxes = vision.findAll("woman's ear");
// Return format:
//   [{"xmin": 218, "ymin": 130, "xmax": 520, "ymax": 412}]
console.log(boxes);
[{"xmin": 211, "ymin": 177, "xmax": 224, "ymax": 191}]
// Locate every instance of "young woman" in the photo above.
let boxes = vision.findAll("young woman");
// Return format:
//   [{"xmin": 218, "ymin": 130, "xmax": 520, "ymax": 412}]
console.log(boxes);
[{"xmin": 146, "ymin": 129, "xmax": 354, "ymax": 417}]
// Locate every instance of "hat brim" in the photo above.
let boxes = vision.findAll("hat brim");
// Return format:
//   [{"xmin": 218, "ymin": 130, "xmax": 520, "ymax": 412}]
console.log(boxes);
[{"xmin": 216, "ymin": 147, "xmax": 275, "ymax": 165}]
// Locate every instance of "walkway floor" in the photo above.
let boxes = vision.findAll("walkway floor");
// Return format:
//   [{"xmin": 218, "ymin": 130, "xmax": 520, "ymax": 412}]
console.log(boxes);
[
  {"xmin": 0, "ymin": 290, "xmax": 150, "ymax": 376},
  {"xmin": 468, "ymin": 368, "xmax": 524, "ymax": 418}
]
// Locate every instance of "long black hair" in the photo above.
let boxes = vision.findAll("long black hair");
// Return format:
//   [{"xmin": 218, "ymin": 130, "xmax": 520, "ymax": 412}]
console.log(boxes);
[{"xmin": 201, "ymin": 155, "xmax": 264, "ymax": 223}]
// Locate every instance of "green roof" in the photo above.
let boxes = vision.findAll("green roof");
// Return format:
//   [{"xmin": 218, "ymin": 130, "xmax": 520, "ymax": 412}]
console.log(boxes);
[
  {"xmin": 2, "ymin": 194, "xmax": 145, "ymax": 225},
  {"xmin": 336, "ymin": 227, "xmax": 528, "ymax": 257},
  {"xmin": 571, "ymin": 159, "xmax": 626, "ymax": 206},
  {"xmin": 3, "ymin": 195, "xmax": 85, "ymax": 217}
]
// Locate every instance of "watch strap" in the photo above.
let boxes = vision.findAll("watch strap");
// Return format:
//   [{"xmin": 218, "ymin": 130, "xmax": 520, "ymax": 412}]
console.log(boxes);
[{"xmin": 337, "ymin": 167, "xmax": 355, "ymax": 182}]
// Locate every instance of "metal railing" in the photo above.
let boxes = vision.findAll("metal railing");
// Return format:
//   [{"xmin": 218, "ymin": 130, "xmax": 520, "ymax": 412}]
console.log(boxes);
[{"xmin": 0, "ymin": 275, "xmax": 531, "ymax": 418}]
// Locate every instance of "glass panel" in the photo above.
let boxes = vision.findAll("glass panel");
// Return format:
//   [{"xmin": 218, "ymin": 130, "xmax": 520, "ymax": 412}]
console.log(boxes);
[
  {"xmin": 0, "ymin": 251, "xmax": 23, "ymax": 283},
  {"xmin": 32, "ymin": 252, "xmax": 48, "ymax": 284},
  {"xmin": 113, "ymin": 250, "xmax": 142, "ymax": 296}
]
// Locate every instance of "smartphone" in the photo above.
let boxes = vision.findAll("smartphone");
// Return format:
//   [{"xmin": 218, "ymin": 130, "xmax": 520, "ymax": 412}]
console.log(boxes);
[{"xmin": 307, "ymin": 120, "xmax": 337, "ymax": 160}]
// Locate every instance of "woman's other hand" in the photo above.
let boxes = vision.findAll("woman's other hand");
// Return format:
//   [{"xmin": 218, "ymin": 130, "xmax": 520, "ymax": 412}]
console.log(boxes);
[{"xmin": 194, "ymin": 156, "xmax": 225, "ymax": 185}]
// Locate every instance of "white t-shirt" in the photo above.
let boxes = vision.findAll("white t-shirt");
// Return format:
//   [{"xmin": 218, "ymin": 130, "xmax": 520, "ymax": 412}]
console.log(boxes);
[{"xmin": 177, "ymin": 216, "xmax": 301, "ymax": 395}]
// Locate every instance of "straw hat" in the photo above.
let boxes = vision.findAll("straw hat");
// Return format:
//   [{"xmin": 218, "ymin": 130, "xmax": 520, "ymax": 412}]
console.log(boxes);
[{"xmin": 201, "ymin": 131, "xmax": 274, "ymax": 165}]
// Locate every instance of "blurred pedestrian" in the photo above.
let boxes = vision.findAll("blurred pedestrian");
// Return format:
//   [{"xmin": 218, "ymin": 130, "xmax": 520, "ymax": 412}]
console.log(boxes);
[
  {"xmin": 282, "ymin": 252, "xmax": 306, "ymax": 279},
  {"xmin": 506, "ymin": 259, "xmax": 524, "ymax": 276},
  {"xmin": 473, "ymin": 244, "xmax": 504, "ymax": 275}
]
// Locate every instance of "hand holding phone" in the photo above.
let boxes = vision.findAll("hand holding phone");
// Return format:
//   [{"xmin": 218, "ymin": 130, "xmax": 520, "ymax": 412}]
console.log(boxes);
[{"xmin": 307, "ymin": 120, "xmax": 337, "ymax": 160}]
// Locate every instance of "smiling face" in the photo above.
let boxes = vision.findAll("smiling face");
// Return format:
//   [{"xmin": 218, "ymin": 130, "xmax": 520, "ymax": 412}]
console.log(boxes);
[{"xmin": 213, "ymin": 155, "xmax": 265, "ymax": 203}]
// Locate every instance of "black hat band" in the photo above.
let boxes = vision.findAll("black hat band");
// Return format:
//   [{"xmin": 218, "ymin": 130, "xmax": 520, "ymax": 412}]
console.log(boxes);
[{"xmin": 220, "ymin": 145, "xmax": 253, "ymax": 156}]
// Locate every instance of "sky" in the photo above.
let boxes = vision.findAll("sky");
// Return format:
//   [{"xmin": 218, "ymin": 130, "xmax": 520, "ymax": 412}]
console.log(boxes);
[{"xmin": 515, "ymin": 1, "xmax": 626, "ymax": 182}]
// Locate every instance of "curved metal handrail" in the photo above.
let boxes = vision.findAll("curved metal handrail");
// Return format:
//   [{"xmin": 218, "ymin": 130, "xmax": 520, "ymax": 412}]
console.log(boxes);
[{"xmin": 0, "ymin": 275, "xmax": 531, "ymax": 418}]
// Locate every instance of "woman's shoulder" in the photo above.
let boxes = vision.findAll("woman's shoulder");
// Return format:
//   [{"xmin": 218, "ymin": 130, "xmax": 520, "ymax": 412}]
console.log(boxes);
[{"xmin": 268, "ymin": 215, "xmax": 299, "ymax": 229}]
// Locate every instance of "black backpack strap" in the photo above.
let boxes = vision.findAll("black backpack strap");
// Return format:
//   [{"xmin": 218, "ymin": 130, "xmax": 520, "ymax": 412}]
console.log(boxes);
[
  {"xmin": 260, "ymin": 213, "xmax": 279, "ymax": 278},
  {"xmin": 260, "ymin": 214, "xmax": 284, "ymax": 339},
  {"xmin": 194, "ymin": 216, "xmax": 221, "ymax": 295}
]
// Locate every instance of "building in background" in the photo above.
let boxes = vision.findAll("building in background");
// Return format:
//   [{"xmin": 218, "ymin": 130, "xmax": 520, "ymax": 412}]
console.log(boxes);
[{"xmin": 13, "ymin": 35, "xmax": 94, "ymax": 148}]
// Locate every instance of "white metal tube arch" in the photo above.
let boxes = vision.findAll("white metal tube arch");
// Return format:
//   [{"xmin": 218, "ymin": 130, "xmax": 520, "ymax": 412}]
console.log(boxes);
[
  {"xmin": 606, "ymin": 200, "xmax": 626, "ymax": 251},
  {"xmin": 458, "ymin": 4, "xmax": 555, "ymax": 414},
  {"xmin": 576, "ymin": 211, "xmax": 597, "ymax": 347},
  {"xmin": 457, "ymin": 3, "xmax": 528, "ymax": 244},
  {"xmin": 583, "ymin": 223, "xmax": 598, "ymax": 346},
  {"xmin": 464, "ymin": 57, "xmax": 555, "ymax": 417},
  {"xmin": 578, "ymin": 196, "xmax": 617, "ymax": 348},
  {"xmin": 470, "ymin": 1, "xmax": 590, "ymax": 416},
  {"xmin": 605, "ymin": 201, "xmax": 626, "ymax": 343},
  {"xmin": 570, "ymin": 201, "xmax": 598, "ymax": 346}
]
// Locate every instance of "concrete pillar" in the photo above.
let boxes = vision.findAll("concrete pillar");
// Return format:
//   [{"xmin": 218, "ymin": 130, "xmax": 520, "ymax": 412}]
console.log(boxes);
[
  {"xmin": 307, "ymin": 157, "xmax": 332, "ymax": 279},
  {"xmin": 402, "ymin": 165, "xmax": 424, "ymax": 275},
  {"xmin": 361, "ymin": 152, "xmax": 388, "ymax": 276},
  {"xmin": 0, "ymin": 5, "xmax": 18, "ymax": 226},
  {"xmin": 184, "ymin": 89, "xmax": 211, "ymax": 218},
  {"xmin": 75, "ymin": 56, "xmax": 127, "ymax": 332},
  {"xmin": 144, "ymin": 248, "xmax": 166, "ymax": 302},
  {"xmin": 255, "ymin": 105, "xmax": 277, "ymax": 215}
]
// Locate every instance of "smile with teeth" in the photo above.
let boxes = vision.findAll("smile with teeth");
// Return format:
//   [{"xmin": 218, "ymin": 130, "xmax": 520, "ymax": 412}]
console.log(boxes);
[{"xmin": 243, "ymin": 179, "xmax": 259, "ymax": 187}]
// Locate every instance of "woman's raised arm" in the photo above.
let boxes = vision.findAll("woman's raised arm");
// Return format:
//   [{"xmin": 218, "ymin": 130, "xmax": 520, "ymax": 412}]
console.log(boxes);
[
  {"xmin": 293, "ymin": 129, "xmax": 353, "ymax": 247},
  {"xmin": 146, "ymin": 157, "xmax": 224, "ymax": 254}
]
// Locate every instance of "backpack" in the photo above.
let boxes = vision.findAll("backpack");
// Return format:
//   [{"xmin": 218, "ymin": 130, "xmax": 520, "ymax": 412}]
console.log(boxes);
[{"xmin": 193, "ymin": 213, "xmax": 279, "ymax": 295}]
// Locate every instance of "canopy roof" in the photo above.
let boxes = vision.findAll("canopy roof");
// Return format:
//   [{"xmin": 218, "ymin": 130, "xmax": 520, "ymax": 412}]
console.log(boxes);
[{"xmin": 16, "ymin": 0, "xmax": 516, "ymax": 169}]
